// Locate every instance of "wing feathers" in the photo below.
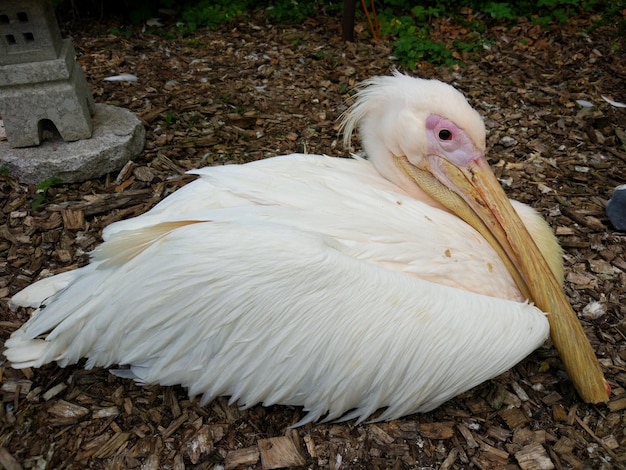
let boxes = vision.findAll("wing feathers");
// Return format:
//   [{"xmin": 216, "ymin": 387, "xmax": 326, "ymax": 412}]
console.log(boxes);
[{"xmin": 5, "ymin": 155, "xmax": 551, "ymax": 424}]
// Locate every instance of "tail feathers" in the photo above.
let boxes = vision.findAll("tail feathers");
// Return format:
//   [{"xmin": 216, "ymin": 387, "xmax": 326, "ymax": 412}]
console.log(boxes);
[
  {"xmin": 10, "ymin": 270, "xmax": 79, "ymax": 309},
  {"xmin": 3, "ymin": 335, "xmax": 48, "ymax": 369}
]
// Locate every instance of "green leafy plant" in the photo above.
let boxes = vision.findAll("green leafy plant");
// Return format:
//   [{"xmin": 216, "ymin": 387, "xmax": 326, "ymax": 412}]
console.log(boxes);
[
  {"xmin": 483, "ymin": 2, "xmax": 515, "ymax": 19},
  {"xmin": 108, "ymin": 27, "xmax": 133, "ymax": 38},
  {"xmin": 32, "ymin": 176, "xmax": 63, "ymax": 211},
  {"xmin": 181, "ymin": 0, "xmax": 252, "ymax": 32},
  {"xmin": 165, "ymin": 112, "xmax": 177, "ymax": 125},
  {"xmin": 267, "ymin": 0, "xmax": 315, "ymax": 23},
  {"xmin": 186, "ymin": 37, "xmax": 206, "ymax": 47},
  {"xmin": 410, "ymin": 4, "xmax": 444, "ymax": 22},
  {"xmin": 382, "ymin": 15, "xmax": 457, "ymax": 69},
  {"xmin": 394, "ymin": 32, "xmax": 456, "ymax": 68}
]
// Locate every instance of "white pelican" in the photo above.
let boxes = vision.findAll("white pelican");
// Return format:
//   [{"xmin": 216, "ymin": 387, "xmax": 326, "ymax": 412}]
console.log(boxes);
[{"xmin": 4, "ymin": 73, "xmax": 608, "ymax": 424}]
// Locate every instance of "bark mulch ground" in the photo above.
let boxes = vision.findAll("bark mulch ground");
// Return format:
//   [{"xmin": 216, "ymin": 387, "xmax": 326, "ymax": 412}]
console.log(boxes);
[{"xmin": 1, "ymin": 8, "xmax": 625, "ymax": 469}]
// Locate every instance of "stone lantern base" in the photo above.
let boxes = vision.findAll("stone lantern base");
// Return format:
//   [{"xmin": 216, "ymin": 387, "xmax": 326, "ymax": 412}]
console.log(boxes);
[{"xmin": 0, "ymin": 104, "xmax": 145, "ymax": 184}]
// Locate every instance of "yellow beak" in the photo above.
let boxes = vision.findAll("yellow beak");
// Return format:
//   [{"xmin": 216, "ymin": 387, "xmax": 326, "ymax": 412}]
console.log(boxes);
[{"xmin": 395, "ymin": 154, "xmax": 609, "ymax": 404}]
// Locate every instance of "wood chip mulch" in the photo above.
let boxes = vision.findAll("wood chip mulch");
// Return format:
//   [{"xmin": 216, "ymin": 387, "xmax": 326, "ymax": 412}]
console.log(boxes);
[{"xmin": 1, "ymin": 8, "xmax": 625, "ymax": 469}]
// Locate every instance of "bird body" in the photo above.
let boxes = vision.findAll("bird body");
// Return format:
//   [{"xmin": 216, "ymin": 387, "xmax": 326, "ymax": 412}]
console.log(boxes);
[
  {"xmin": 5, "ymin": 73, "xmax": 608, "ymax": 424},
  {"xmin": 7, "ymin": 154, "xmax": 550, "ymax": 424}
]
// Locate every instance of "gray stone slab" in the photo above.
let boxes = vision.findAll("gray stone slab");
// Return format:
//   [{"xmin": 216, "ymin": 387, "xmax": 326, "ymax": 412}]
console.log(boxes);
[{"xmin": 0, "ymin": 104, "xmax": 145, "ymax": 184}]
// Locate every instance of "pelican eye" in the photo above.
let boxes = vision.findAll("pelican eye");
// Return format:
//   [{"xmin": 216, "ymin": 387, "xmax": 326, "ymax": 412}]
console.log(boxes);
[{"xmin": 438, "ymin": 129, "xmax": 452, "ymax": 140}]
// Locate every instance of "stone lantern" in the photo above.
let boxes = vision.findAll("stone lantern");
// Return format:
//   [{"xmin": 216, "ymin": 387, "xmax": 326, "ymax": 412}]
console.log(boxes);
[
  {"xmin": 0, "ymin": 0, "xmax": 145, "ymax": 184},
  {"xmin": 0, "ymin": 0, "xmax": 95, "ymax": 147}
]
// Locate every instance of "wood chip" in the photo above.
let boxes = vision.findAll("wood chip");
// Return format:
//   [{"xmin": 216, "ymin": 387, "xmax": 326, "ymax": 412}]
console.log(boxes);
[
  {"xmin": 47, "ymin": 189, "xmax": 153, "ymax": 217},
  {"xmin": 487, "ymin": 425, "xmax": 512, "ymax": 441},
  {"xmin": 556, "ymin": 226, "xmax": 576, "ymax": 235},
  {"xmin": 42, "ymin": 382, "xmax": 67, "ymax": 401},
  {"xmin": 416, "ymin": 421, "xmax": 455, "ymax": 439},
  {"xmin": 47, "ymin": 400, "xmax": 89, "ymax": 419},
  {"xmin": 541, "ymin": 391, "xmax": 562, "ymax": 405},
  {"xmin": 368, "ymin": 424, "xmax": 394, "ymax": 445},
  {"xmin": 476, "ymin": 436, "xmax": 509, "ymax": 461},
  {"xmin": 133, "ymin": 166, "xmax": 157, "ymax": 182},
  {"xmin": 258, "ymin": 435, "xmax": 307, "ymax": 469},
  {"xmin": 515, "ymin": 443, "xmax": 554, "ymax": 470},
  {"xmin": 510, "ymin": 381, "xmax": 531, "ymax": 401},
  {"xmin": 1, "ymin": 379, "xmax": 32, "ymax": 395},
  {"xmin": 488, "ymin": 384, "xmax": 521, "ymax": 408},
  {"xmin": 224, "ymin": 446, "xmax": 260, "ymax": 469},
  {"xmin": 551, "ymin": 404, "xmax": 568, "ymax": 422},
  {"xmin": 303, "ymin": 434, "xmax": 316, "ymax": 458},
  {"xmin": 457, "ymin": 424, "xmax": 479, "ymax": 448},
  {"xmin": 607, "ymin": 396, "xmax": 626, "ymax": 412},
  {"xmin": 553, "ymin": 436, "xmax": 575, "ymax": 454},
  {"xmin": 115, "ymin": 159, "xmax": 136, "ymax": 184},
  {"xmin": 440, "ymin": 448, "xmax": 458, "ymax": 470},
  {"xmin": 92, "ymin": 406, "xmax": 120, "ymax": 419},
  {"xmin": 0, "ymin": 447, "xmax": 22, "ymax": 470},
  {"xmin": 92, "ymin": 432, "xmax": 131, "ymax": 459},
  {"xmin": 161, "ymin": 411, "xmax": 188, "ymax": 439},
  {"xmin": 182, "ymin": 425, "xmax": 216, "ymax": 464},
  {"xmin": 61, "ymin": 208, "xmax": 85, "ymax": 230},
  {"xmin": 141, "ymin": 453, "xmax": 160, "ymax": 470},
  {"xmin": 499, "ymin": 407, "xmax": 529, "ymax": 428},
  {"xmin": 513, "ymin": 427, "xmax": 535, "ymax": 445}
]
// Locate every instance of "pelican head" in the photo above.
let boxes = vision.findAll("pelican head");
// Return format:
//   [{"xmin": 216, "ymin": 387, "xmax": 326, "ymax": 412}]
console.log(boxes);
[{"xmin": 341, "ymin": 72, "xmax": 609, "ymax": 404}]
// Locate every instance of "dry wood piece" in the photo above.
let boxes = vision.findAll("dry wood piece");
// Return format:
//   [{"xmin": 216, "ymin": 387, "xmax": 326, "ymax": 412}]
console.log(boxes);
[
  {"xmin": 513, "ymin": 427, "xmax": 537, "ymax": 445},
  {"xmin": 182, "ymin": 425, "xmax": 221, "ymax": 464},
  {"xmin": 115, "ymin": 160, "xmax": 137, "ymax": 184},
  {"xmin": 499, "ymin": 407, "xmax": 529, "ymax": 428},
  {"xmin": 47, "ymin": 189, "xmax": 154, "ymax": 217},
  {"xmin": 47, "ymin": 400, "xmax": 89, "ymax": 419},
  {"xmin": 303, "ymin": 434, "xmax": 317, "ymax": 458},
  {"xmin": 475, "ymin": 435, "xmax": 509, "ymax": 461},
  {"xmin": 552, "ymin": 436, "xmax": 575, "ymax": 455},
  {"xmin": 440, "ymin": 448, "xmax": 459, "ymax": 470},
  {"xmin": 92, "ymin": 406, "xmax": 121, "ymax": 419},
  {"xmin": 551, "ymin": 404, "xmax": 568, "ymax": 422},
  {"xmin": 559, "ymin": 205, "xmax": 606, "ymax": 231},
  {"xmin": 456, "ymin": 424, "xmax": 479, "ymax": 449},
  {"xmin": 0, "ymin": 447, "xmax": 22, "ymax": 470},
  {"xmin": 92, "ymin": 432, "xmax": 131, "ymax": 459},
  {"xmin": 416, "ymin": 421, "xmax": 455, "ymax": 439},
  {"xmin": 487, "ymin": 425, "xmax": 511, "ymax": 442},
  {"xmin": 607, "ymin": 396, "xmax": 626, "ymax": 412},
  {"xmin": 138, "ymin": 107, "xmax": 169, "ymax": 124},
  {"xmin": 161, "ymin": 411, "xmax": 189, "ymax": 439},
  {"xmin": 141, "ymin": 454, "xmax": 160, "ymax": 470},
  {"xmin": 172, "ymin": 134, "xmax": 218, "ymax": 148},
  {"xmin": 514, "ymin": 443, "xmax": 555, "ymax": 470},
  {"xmin": 61, "ymin": 208, "xmax": 85, "ymax": 230},
  {"xmin": 1, "ymin": 379, "xmax": 31, "ymax": 395},
  {"xmin": 368, "ymin": 424, "xmax": 394, "ymax": 445},
  {"xmin": 133, "ymin": 166, "xmax": 157, "ymax": 183},
  {"xmin": 258, "ymin": 434, "xmax": 307, "ymax": 469},
  {"xmin": 42, "ymin": 382, "xmax": 67, "ymax": 401},
  {"xmin": 224, "ymin": 446, "xmax": 260, "ymax": 469}
]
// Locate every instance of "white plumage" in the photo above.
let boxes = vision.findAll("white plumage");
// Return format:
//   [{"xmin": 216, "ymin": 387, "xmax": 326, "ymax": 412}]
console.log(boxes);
[{"xmin": 6, "ymin": 73, "xmax": 564, "ymax": 424}]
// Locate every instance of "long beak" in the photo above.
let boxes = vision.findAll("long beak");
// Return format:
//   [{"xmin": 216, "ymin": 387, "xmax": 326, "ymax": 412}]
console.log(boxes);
[{"xmin": 395, "ymin": 154, "xmax": 609, "ymax": 404}]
